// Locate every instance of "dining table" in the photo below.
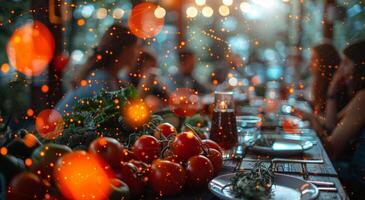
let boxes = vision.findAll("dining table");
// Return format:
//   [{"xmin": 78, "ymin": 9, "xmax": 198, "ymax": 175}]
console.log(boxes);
[{"xmin": 161, "ymin": 103, "xmax": 349, "ymax": 200}]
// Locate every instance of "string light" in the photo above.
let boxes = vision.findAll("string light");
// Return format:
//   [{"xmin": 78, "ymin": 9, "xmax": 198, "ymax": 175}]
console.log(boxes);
[
  {"xmin": 223, "ymin": 0, "xmax": 233, "ymax": 6},
  {"xmin": 219, "ymin": 5, "xmax": 230, "ymax": 17},
  {"xmin": 96, "ymin": 8, "xmax": 107, "ymax": 19},
  {"xmin": 195, "ymin": 0, "xmax": 206, "ymax": 6},
  {"xmin": 202, "ymin": 6, "xmax": 214, "ymax": 18},
  {"xmin": 112, "ymin": 8, "xmax": 124, "ymax": 19},
  {"xmin": 154, "ymin": 6, "xmax": 166, "ymax": 19},
  {"xmin": 186, "ymin": 6, "xmax": 198, "ymax": 18}
]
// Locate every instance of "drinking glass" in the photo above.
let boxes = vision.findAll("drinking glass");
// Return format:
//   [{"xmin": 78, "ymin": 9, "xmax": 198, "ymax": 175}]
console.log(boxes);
[
  {"xmin": 210, "ymin": 91, "xmax": 238, "ymax": 159},
  {"xmin": 236, "ymin": 115, "xmax": 262, "ymax": 146}
]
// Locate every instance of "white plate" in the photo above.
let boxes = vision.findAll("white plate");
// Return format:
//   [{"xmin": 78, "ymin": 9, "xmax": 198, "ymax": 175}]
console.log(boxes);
[
  {"xmin": 250, "ymin": 138, "xmax": 314, "ymax": 156},
  {"xmin": 209, "ymin": 173, "xmax": 319, "ymax": 200}
]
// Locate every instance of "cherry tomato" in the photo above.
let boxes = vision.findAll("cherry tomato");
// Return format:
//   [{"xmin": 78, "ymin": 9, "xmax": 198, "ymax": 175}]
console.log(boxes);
[
  {"xmin": 206, "ymin": 148, "xmax": 223, "ymax": 175},
  {"xmin": 121, "ymin": 149, "xmax": 135, "ymax": 162},
  {"xmin": 129, "ymin": 159, "xmax": 151, "ymax": 184},
  {"xmin": 132, "ymin": 135, "xmax": 160, "ymax": 163},
  {"xmin": 202, "ymin": 139, "xmax": 223, "ymax": 154},
  {"xmin": 109, "ymin": 178, "xmax": 130, "ymax": 200},
  {"xmin": 154, "ymin": 122, "xmax": 177, "ymax": 139},
  {"xmin": 164, "ymin": 154, "xmax": 183, "ymax": 164},
  {"xmin": 171, "ymin": 132, "xmax": 202, "ymax": 161},
  {"xmin": 186, "ymin": 155, "xmax": 214, "ymax": 188},
  {"xmin": 149, "ymin": 159, "xmax": 186, "ymax": 196},
  {"xmin": 7, "ymin": 172, "xmax": 47, "ymax": 200},
  {"xmin": 117, "ymin": 162, "xmax": 145, "ymax": 198},
  {"xmin": 89, "ymin": 137, "xmax": 124, "ymax": 169}
]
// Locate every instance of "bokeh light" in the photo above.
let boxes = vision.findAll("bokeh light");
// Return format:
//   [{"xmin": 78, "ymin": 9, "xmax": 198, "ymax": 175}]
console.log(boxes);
[
  {"xmin": 112, "ymin": 8, "xmax": 125, "ymax": 19},
  {"xmin": 223, "ymin": 0, "xmax": 233, "ymax": 6},
  {"xmin": 128, "ymin": 3, "xmax": 165, "ymax": 39},
  {"xmin": 154, "ymin": 6, "xmax": 166, "ymax": 19},
  {"xmin": 186, "ymin": 6, "xmax": 198, "ymax": 18},
  {"xmin": 282, "ymin": 118, "xmax": 299, "ymax": 134},
  {"xmin": 1, "ymin": 63, "xmax": 10, "ymax": 74},
  {"xmin": 202, "ymin": 6, "xmax": 214, "ymax": 18},
  {"xmin": 96, "ymin": 8, "xmax": 108, "ymax": 19},
  {"xmin": 195, "ymin": 0, "xmax": 206, "ymax": 6},
  {"xmin": 219, "ymin": 5, "xmax": 230, "ymax": 16},
  {"xmin": 35, "ymin": 109, "xmax": 64, "ymax": 140},
  {"xmin": 123, "ymin": 99, "xmax": 151, "ymax": 128},
  {"xmin": 54, "ymin": 151, "xmax": 113, "ymax": 200},
  {"xmin": 169, "ymin": 88, "xmax": 200, "ymax": 117},
  {"xmin": 7, "ymin": 21, "xmax": 55, "ymax": 77}
]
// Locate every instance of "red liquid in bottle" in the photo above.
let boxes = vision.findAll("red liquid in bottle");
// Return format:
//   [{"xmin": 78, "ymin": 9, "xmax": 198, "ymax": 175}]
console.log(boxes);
[{"xmin": 210, "ymin": 109, "xmax": 238, "ymax": 150}]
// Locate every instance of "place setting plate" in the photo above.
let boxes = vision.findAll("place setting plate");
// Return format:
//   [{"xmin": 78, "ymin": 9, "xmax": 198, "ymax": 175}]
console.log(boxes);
[
  {"xmin": 248, "ymin": 135, "xmax": 314, "ymax": 156},
  {"xmin": 209, "ymin": 173, "xmax": 319, "ymax": 200}
]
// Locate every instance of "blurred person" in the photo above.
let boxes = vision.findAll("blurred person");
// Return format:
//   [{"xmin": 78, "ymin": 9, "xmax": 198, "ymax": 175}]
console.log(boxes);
[
  {"xmin": 300, "ymin": 40, "xmax": 365, "ymax": 198},
  {"xmin": 309, "ymin": 43, "xmax": 342, "ymax": 114},
  {"xmin": 56, "ymin": 23, "xmax": 140, "ymax": 113},
  {"xmin": 168, "ymin": 50, "xmax": 209, "ymax": 94},
  {"xmin": 134, "ymin": 51, "xmax": 168, "ymax": 112}
]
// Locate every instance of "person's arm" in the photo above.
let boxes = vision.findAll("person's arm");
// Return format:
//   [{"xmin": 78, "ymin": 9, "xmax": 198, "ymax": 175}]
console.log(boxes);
[
  {"xmin": 324, "ymin": 66, "xmax": 348, "ymax": 130},
  {"xmin": 319, "ymin": 91, "xmax": 365, "ymax": 160}
]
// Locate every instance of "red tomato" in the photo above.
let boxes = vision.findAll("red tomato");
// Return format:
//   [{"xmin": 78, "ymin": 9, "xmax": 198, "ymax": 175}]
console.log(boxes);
[
  {"xmin": 202, "ymin": 139, "xmax": 223, "ymax": 154},
  {"xmin": 171, "ymin": 132, "xmax": 202, "ymax": 161},
  {"xmin": 121, "ymin": 149, "xmax": 135, "ymax": 162},
  {"xmin": 89, "ymin": 137, "xmax": 124, "ymax": 169},
  {"xmin": 117, "ymin": 162, "xmax": 145, "ymax": 198},
  {"xmin": 129, "ymin": 160, "xmax": 151, "ymax": 184},
  {"xmin": 186, "ymin": 155, "xmax": 214, "ymax": 188},
  {"xmin": 164, "ymin": 154, "xmax": 183, "ymax": 164},
  {"xmin": 149, "ymin": 159, "xmax": 186, "ymax": 196},
  {"xmin": 154, "ymin": 123, "xmax": 177, "ymax": 139},
  {"xmin": 132, "ymin": 135, "xmax": 161, "ymax": 163},
  {"xmin": 206, "ymin": 148, "xmax": 223, "ymax": 175},
  {"xmin": 7, "ymin": 172, "xmax": 47, "ymax": 200},
  {"xmin": 109, "ymin": 178, "xmax": 130, "ymax": 200}
]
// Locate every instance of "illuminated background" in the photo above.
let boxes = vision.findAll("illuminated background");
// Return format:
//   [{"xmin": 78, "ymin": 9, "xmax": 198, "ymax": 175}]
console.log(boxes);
[{"xmin": 0, "ymin": 0, "xmax": 364, "ymax": 128}]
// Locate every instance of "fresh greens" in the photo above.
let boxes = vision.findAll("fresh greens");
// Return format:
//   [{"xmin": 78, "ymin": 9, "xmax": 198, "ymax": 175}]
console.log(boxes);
[
  {"xmin": 54, "ymin": 87, "xmax": 162, "ymax": 149},
  {"xmin": 230, "ymin": 162, "xmax": 274, "ymax": 200}
]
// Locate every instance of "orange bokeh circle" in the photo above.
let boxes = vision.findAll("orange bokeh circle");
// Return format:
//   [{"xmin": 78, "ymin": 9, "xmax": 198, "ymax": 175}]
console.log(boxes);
[
  {"xmin": 7, "ymin": 20, "xmax": 55, "ymax": 76},
  {"xmin": 54, "ymin": 151, "xmax": 113, "ymax": 200},
  {"xmin": 169, "ymin": 88, "xmax": 200, "ymax": 117},
  {"xmin": 35, "ymin": 109, "xmax": 64, "ymax": 140},
  {"xmin": 128, "ymin": 2, "xmax": 165, "ymax": 39}
]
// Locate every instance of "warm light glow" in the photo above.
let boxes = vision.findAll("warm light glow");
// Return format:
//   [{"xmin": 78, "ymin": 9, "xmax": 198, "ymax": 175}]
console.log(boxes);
[
  {"xmin": 77, "ymin": 19, "xmax": 85, "ymax": 26},
  {"xmin": 55, "ymin": 151, "xmax": 113, "ymax": 200},
  {"xmin": 96, "ymin": 8, "xmax": 107, "ymax": 19},
  {"xmin": 195, "ymin": 0, "xmax": 206, "ymax": 6},
  {"xmin": 202, "ymin": 6, "xmax": 214, "ymax": 18},
  {"xmin": 282, "ymin": 119, "xmax": 299, "ymax": 134},
  {"xmin": 41, "ymin": 84, "xmax": 49, "ymax": 93},
  {"xmin": 26, "ymin": 108, "xmax": 34, "ymax": 117},
  {"xmin": 112, "ymin": 8, "xmax": 124, "ymax": 19},
  {"xmin": 240, "ymin": 2, "xmax": 251, "ymax": 13},
  {"xmin": 154, "ymin": 6, "xmax": 166, "ymax": 19},
  {"xmin": 219, "ymin": 5, "xmax": 230, "ymax": 16},
  {"xmin": 169, "ymin": 88, "xmax": 200, "ymax": 117},
  {"xmin": 128, "ymin": 3, "xmax": 165, "ymax": 39},
  {"xmin": 123, "ymin": 99, "xmax": 151, "ymax": 128},
  {"xmin": 186, "ymin": 6, "xmax": 198, "ymax": 18},
  {"xmin": 0, "ymin": 147, "xmax": 7, "ymax": 156},
  {"xmin": 7, "ymin": 21, "xmax": 55, "ymax": 76},
  {"xmin": 223, "ymin": 0, "xmax": 233, "ymax": 6},
  {"xmin": 23, "ymin": 134, "xmax": 38, "ymax": 148},
  {"xmin": 1, "ymin": 63, "xmax": 10, "ymax": 74},
  {"xmin": 35, "ymin": 109, "xmax": 64, "ymax": 140}
]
